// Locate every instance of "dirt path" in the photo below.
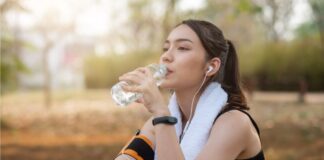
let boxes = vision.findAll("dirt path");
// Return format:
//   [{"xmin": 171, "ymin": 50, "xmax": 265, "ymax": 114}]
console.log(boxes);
[
  {"xmin": 1, "ymin": 91, "xmax": 323, "ymax": 160},
  {"xmin": 1, "ymin": 131, "xmax": 130, "ymax": 160}
]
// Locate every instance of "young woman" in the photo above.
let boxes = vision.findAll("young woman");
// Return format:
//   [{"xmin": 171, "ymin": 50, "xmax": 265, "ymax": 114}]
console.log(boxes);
[{"xmin": 115, "ymin": 19, "xmax": 265, "ymax": 160}]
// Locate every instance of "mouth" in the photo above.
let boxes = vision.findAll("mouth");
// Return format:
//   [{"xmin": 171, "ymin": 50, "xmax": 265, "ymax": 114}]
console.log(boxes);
[{"xmin": 166, "ymin": 68, "xmax": 173, "ymax": 76}]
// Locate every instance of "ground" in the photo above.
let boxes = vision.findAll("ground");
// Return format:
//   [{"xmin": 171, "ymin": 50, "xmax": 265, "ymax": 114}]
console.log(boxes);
[{"xmin": 1, "ymin": 90, "xmax": 323, "ymax": 160}]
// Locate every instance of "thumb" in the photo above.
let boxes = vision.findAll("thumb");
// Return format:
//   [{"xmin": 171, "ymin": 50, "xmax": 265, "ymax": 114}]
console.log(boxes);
[{"xmin": 135, "ymin": 97, "xmax": 144, "ymax": 104}]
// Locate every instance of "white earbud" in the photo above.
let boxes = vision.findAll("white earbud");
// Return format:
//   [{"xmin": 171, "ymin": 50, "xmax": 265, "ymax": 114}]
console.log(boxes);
[{"xmin": 207, "ymin": 66, "xmax": 213, "ymax": 73}]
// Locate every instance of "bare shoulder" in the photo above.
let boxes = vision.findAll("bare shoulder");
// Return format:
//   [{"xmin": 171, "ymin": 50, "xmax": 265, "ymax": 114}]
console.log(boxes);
[
  {"xmin": 209, "ymin": 110, "xmax": 253, "ymax": 151},
  {"xmin": 196, "ymin": 110, "xmax": 254, "ymax": 159},
  {"xmin": 215, "ymin": 110, "xmax": 251, "ymax": 125},
  {"xmin": 211, "ymin": 110, "xmax": 252, "ymax": 136}
]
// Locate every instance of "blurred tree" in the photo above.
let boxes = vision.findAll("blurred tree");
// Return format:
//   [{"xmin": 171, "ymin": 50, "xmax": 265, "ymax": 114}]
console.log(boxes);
[
  {"xmin": 125, "ymin": 0, "xmax": 159, "ymax": 52},
  {"xmin": 308, "ymin": 0, "xmax": 324, "ymax": 48},
  {"xmin": 84, "ymin": 0, "xmax": 324, "ymax": 92},
  {"xmin": 32, "ymin": 10, "xmax": 76, "ymax": 107},
  {"xmin": 161, "ymin": 0, "xmax": 179, "ymax": 40},
  {"xmin": 83, "ymin": 0, "xmax": 181, "ymax": 88},
  {"xmin": 241, "ymin": 37, "xmax": 324, "ymax": 91},
  {"xmin": 188, "ymin": 0, "xmax": 263, "ymax": 46},
  {"xmin": 0, "ymin": 0, "xmax": 29, "ymax": 94},
  {"xmin": 123, "ymin": 0, "xmax": 179, "ymax": 54},
  {"xmin": 253, "ymin": 0, "xmax": 294, "ymax": 41},
  {"xmin": 123, "ymin": 0, "xmax": 266, "ymax": 52},
  {"xmin": 295, "ymin": 21, "xmax": 319, "ymax": 38}
]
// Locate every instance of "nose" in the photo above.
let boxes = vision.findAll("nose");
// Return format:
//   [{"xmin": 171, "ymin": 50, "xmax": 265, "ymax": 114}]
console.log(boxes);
[{"xmin": 160, "ymin": 49, "xmax": 173, "ymax": 63}]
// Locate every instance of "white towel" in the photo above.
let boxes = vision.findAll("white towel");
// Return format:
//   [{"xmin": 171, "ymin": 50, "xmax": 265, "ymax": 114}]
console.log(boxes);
[{"xmin": 154, "ymin": 82, "xmax": 228, "ymax": 160}]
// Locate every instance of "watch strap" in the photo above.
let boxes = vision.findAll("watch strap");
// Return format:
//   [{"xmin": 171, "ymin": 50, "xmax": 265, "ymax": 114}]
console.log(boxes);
[{"xmin": 152, "ymin": 116, "xmax": 177, "ymax": 126}]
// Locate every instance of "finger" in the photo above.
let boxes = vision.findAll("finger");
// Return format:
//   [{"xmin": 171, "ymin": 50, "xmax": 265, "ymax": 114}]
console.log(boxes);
[
  {"xmin": 121, "ymin": 84, "xmax": 143, "ymax": 93},
  {"xmin": 135, "ymin": 67, "xmax": 149, "ymax": 75},
  {"xmin": 135, "ymin": 67, "xmax": 146, "ymax": 73},
  {"xmin": 120, "ymin": 70, "xmax": 141, "ymax": 79},
  {"xmin": 134, "ymin": 67, "xmax": 152, "ymax": 79},
  {"xmin": 143, "ymin": 67, "xmax": 153, "ymax": 77},
  {"xmin": 120, "ymin": 68, "xmax": 145, "ymax": 78},
  {"xmin": 135, "ymin": 98, "xmax": 144, "ymax": 104},
  {"xmin": 119, "ymin": 73, "xmax": 143, "ymax": 85},
  {"xmin": 120, "ymin": 69, "xmax": 146, "ymax": 80},
  {"xmin": 132, "ymin": 69, "xmax": 146, "ymax": 77}
]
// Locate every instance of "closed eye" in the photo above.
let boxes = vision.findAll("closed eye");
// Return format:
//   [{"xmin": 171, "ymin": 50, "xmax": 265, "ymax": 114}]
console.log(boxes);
[{"xmin": 178, "ymin": 47, "xmax": 190, "ymax": 51}]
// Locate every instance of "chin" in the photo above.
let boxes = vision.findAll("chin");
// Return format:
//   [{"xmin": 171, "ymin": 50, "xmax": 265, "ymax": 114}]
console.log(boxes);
[{"xmin": 160, "ymin": 81, "xmax": 175, "ymax": 90}]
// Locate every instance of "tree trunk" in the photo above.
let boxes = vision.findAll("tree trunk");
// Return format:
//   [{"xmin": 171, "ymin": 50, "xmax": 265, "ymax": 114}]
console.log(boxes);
[{"xmin": 42, "ymin": 44, "xmax": 52, "ymax": 108}]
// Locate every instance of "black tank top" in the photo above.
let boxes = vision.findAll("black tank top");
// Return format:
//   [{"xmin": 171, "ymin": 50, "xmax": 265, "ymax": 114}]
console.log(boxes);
[{"xmin": 214, "ymin": 108, "xmax": 265, "ymax": 160}]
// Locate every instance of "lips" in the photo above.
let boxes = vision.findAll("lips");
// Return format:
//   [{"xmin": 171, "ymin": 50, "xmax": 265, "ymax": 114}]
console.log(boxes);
[{"xmin": 166, "ymin": 68, "xmax": 173, "ymax": 76}]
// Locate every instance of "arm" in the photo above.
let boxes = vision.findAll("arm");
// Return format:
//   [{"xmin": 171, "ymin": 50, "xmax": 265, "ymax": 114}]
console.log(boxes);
[
  {"xmin": 115, "ymin": 117, "xmax": 155, "ymax": 160},
  {"xmin": 115, "ymin": 154, "xmax": 136, "ymax": 160},
  {"xmin": 153, "ymin": 110, "xmax": 185, "ymax": 160},
  {"xmin": 195, "ymin": 110, "xmax": 251, "ymax": 160},
  {"xmin": 118, "ymin": 67, "xmax": 185, "ymax": 160},
  {"xmin": 115, "ymin": 113, "xmax": 185, "ymax": 160}
]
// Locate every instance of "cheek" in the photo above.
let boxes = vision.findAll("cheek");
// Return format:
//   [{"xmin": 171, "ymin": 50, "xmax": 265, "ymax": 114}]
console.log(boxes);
[
  {"xmin": 161, "ymin": 51, "xmax": 206, "ymax": 88},
  {"xmin": 161, "ymin": 67, "xmax": 204, "ymax": 89},
  {"xmin": 177, "ymin": 57, "xmax": 205, "ymax": 81},
  {"xmin": 181, "ymin": 66, "xmax": 203, "ymax": 81},
  {"xmin": 181, "ymin": 54, "xmax": 204, "ymax": 73}
]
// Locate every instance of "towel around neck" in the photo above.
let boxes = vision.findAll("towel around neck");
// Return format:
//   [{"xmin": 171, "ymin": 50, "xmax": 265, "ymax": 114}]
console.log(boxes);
[{"xmin": 154, "ymin": 82, "xmax": 228, "ymax": 160}]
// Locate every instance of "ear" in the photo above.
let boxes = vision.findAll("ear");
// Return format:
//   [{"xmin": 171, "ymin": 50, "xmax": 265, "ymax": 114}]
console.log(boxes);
[{"xmin": 206, "ymin": 57, "xmax": 221, "ymax": 77}]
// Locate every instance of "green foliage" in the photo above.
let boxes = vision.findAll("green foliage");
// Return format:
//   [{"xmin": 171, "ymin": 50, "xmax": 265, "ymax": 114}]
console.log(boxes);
[
  {"xmin": 1, "ymin": 31, "xmax": 30, "ymax": 94},
  {"xmin": 84, "ymin": 37, "xmax": 324, "ymax": 91},
  {"xmin": 1, "ymin": 0, "xmax": 31, "ymax": 94},
  {"xmin": 295, "ymin": 21, "xmax": 320, "ymax": 38},
  {"xmin": 240, "ymin": 36, "xmax": 324, "ymax": 91},
  {"xmin": 83, "ymin": 51, "xmax": 160, "ymax": 88},
  {"xmin": 235, "ymin": 0, "xmax": 262, "ymax": 15}
]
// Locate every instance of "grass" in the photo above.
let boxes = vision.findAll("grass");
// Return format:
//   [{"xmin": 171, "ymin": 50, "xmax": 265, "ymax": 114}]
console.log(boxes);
[{"xmin": 1, "ymin": 90, "xmax": 323, "ymax": 160}]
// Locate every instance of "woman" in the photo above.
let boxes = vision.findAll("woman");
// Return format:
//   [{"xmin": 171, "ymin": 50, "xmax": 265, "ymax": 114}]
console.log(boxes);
[{"xmin": 115, "ymin": 19, "xmax": 264, "ymax": 160}]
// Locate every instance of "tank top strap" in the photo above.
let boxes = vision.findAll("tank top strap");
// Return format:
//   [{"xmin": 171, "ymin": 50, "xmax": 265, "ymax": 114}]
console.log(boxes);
[{"xmin": 213, "ymin": 108, "xmax": 260, "ymax": 135}]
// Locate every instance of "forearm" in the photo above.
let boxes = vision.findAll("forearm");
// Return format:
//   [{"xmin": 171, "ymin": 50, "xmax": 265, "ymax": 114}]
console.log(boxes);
[
  {"xmin": 153, "ymin": 111, "xmax": 185, "ymax": 160},
  {"xmin": 115, "ymin": 154, "xmax": 135, "ymax": 160}
]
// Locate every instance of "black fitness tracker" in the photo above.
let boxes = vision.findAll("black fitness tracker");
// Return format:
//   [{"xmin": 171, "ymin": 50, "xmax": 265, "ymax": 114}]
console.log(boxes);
[{"xmin": 152, "ymin": 116, "xmax": 178, "ymax": 126}]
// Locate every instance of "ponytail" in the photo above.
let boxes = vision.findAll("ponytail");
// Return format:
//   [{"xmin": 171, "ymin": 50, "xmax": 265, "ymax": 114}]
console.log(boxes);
[{"xmin": 221, "ymin": 40, "xmax": 249, "ymax": 110}]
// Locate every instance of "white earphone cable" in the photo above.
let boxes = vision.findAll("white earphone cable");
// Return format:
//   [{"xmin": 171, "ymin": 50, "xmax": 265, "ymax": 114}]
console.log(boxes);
[{"xmin": 180, "ymin": 71, "xmax": 209, "ymax": 142}]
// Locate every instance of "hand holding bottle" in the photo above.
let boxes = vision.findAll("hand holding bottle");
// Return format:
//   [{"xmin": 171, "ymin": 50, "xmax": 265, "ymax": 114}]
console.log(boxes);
[
  {"xmin": 111, "ymin": 64, "xmax": 167, "ymax": 107},
  {"xmin": 117, "ymin": 65, "xmax": 168, "ymax": 115}
]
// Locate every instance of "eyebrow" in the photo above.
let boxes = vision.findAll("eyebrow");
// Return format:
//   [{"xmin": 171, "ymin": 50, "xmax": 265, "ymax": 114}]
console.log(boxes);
[{"xmin": 164, "ymin": 38, "xmax": 193, "ymax": 44}]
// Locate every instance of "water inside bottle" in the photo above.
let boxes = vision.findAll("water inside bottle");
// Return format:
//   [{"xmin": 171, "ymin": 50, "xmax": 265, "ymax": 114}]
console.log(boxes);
[
  {"xmin": 149, "ymin": 64, "xmax": 167, "ymax": 86},
  {"xmin": 111, "ymin": 81, "xmax": 142, "ymax": 106},
  {"xmin": 111, "ymin": 64, "xmax": 167, "ymax": 106}
]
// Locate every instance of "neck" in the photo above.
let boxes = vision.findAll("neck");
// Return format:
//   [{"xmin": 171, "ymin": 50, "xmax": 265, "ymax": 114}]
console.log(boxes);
[{"xmin": 175, "ymin": 85, "xmax": 204, "ymax": 122}]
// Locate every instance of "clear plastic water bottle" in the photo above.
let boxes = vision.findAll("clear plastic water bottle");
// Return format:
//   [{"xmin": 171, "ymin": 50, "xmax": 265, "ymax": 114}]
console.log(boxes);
[{"xmin": 111, "ymin": 64, "xmax": 167, "ymax": 106}]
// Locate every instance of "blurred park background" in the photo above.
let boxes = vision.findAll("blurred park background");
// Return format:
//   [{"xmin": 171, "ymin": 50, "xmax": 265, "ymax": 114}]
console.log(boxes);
[{"xmin": 1, "ymin": 0, "xmax": 324, "ymax": 159}]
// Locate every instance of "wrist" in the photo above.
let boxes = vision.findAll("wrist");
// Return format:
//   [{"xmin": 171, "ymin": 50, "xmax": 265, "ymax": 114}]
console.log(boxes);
[
  {"xmin": 151, "ymin": 103, "xmax": 170, "ymax": 117},
  {"xmin": 153, "ymin": 109, "xmax": 170, "ymax": 117}
]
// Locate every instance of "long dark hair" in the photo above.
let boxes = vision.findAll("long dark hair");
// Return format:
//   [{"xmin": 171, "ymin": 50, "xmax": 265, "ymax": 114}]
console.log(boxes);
[{"xmin": 180, "ymin": 19, "xmax": 248, "ymax": 111}]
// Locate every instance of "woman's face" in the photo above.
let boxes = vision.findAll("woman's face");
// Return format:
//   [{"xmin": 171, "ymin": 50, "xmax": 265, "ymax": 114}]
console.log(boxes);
[{"xmin": 160, "ymin": 24, "xmax": 208, "ymax": 90}]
